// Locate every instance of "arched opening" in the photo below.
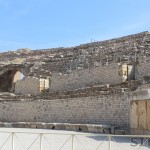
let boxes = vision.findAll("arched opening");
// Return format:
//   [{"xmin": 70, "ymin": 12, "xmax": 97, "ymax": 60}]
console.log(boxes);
[
  {"xmin": 0, "ymin": 70, "xmax": 25, "ymax": 92},
  {"xmin": 13, "ymin": 71, "xmax": 25, "ymax": 82}
]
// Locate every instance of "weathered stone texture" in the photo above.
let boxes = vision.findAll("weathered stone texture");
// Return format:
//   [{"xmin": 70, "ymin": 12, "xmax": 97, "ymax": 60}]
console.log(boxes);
[
  {"xmin": 130, "ymin": 99, "xmax": 150, "ymax": 130},
  {"xmin": 130, "ymin": 101, "xmax": 138, "ymax": 129},
  {"xmin": 147, "ymin": 101, "xmax": 150, "ymax": 130},
  {"xmin": 0, "ymin": 93, "xmax": 129, "ymax": 128},
  {"xmin": 0, "ymin": 31, "xmax": 150, "ymax": 131},
  {"xmin": 0, "ymin": 31, "xmax": 150, "ymax": 92},
  {"xmin": 15, "ymin": 77, "xmax": 49, "ymax": 95},
  {"xmin": 50, "ymin": 63, "xmax": 122, "ymax": 91},
  {"xmin": 138, "ymin": 101, "xmax": 147, "ymax": 129},
  {"xmin": 137, "ymin": 62, "xmax": 150, "ymax": 80}
]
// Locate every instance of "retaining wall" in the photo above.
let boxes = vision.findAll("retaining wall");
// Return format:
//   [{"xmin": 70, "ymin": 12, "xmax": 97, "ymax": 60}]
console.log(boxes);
[
  {"xmin": 0, "ymin": 93, "xmax": 129, "ymax": 128},
  {"xmin": 50, "ymin": 63, "xmax": 122, "ymax": 91}
]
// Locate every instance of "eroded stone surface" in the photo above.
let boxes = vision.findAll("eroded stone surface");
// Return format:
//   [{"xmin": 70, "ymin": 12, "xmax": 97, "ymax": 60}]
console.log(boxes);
[
  {"xmin": 147, "ymin": 101, "xmax": 150, "ymax": 130},
  {"xmin": 130, "ymin": 101, "xmax": 138, "ymax": 129},
  {"xmin": 0, "ymin": 31, "xmax": 150, "ymax": 134}
]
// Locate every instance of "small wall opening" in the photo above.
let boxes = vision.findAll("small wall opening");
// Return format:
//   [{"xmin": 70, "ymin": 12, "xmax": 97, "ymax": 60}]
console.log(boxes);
[{"xmin": 119, "ymin": 64, "xmax": 137, "ymax": 82}]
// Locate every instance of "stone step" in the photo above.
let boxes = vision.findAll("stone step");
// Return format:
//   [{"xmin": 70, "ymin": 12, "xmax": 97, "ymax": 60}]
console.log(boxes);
[{"xmin": 0, "ymin": 122, "xmax": 123, "ymax": 134}]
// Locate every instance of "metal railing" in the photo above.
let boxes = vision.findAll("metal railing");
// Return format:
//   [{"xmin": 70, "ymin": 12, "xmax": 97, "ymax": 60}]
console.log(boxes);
[{"xmin": 0, "ymin": 130, "xmax": 150, "ymax": 150}]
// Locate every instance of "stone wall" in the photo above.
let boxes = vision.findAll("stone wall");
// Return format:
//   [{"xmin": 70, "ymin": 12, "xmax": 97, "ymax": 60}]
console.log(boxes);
[
  {"xmin": 0, "ymin": 31, "xmax": 150, "ymax": 131},
  {"xmin": 15, "ymin": 77, "xmax": 39, "ymax": 95},
  {"xmin": 0, "ymin": 93, "xmax": 130, "ymax": 128},
  {"xmin": 137, "ymin": 61, "xmax": 150, "ymax": 80},
  {"xmin": 0, "ymin": 31, "xmax": 150, "ymax": 78},
  {"xmin": 0, "ymin": 32, "xmax": 150, "ymax": 92},
  {"xmin": 50, "ymin": 63, "xmax": 122, "ymax": 91},
  {"xmin": 15, "ymin": 77, "xmax": 49, "ymax": 95}
]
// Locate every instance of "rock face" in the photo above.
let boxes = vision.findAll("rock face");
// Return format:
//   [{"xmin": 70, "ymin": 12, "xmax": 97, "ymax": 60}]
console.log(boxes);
[{"xmin": 0, "ymin": 31, "xmax": 150, "ymax": 131}]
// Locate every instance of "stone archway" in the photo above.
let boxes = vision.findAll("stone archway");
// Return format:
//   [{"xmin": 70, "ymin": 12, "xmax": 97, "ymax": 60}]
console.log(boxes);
[
  {"xmin": 0, "ymin": 65, "xmax": 27, "ymax": 92},
  {"xmin": 0, "ymin": 69, "xmax": 25, "ymax": 92}
]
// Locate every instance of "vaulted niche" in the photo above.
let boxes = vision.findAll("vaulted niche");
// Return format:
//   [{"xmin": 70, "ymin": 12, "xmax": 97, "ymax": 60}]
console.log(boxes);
[{"xmin": 0, "ymin": 70, "xmax": 25, "ymax": 92}]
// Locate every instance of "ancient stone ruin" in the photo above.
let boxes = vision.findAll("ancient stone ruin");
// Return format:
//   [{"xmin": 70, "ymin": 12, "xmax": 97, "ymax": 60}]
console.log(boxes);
[{"xmin": 0, "ymin": 31, "xmax": 150, "ymax": 134}]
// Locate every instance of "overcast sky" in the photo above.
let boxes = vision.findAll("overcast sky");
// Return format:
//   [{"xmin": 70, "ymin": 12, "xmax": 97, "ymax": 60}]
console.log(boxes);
[{"xmin": 0, "ymin": 0, "xmax": 150, "ymax": 51}]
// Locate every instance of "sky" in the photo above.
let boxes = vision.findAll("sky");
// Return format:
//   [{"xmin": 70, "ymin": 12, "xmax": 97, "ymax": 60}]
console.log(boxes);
[{"xmin": 0, "ymin": 0, "xmax": 150, "ymax": 52}]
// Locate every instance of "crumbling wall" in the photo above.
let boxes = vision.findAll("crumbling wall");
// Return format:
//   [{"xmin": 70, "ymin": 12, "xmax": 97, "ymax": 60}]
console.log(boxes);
[
  {"xmin": 0, "ymin": 31, "xmax": 149, "ymax": 79},
  {"xmin": 137, "ymin": 61, "xmax": 150, "ymax": 81},
  {"xmin": 15, "ymin": 77, "xmax": 40, "ymax": 95},
  {"xmin": 15, "ymin": 77, "xmax": 49, "ymax": 95},
  {"xmin": 0, "ymin": 31, "xmax": 149, "ymax": 92},
  {"xmin": 0, "ymin": 93, "xmax": 130, "ymax": 128},
  {"xmin": 50, "ymin": 63, "xmax": 122, "ymax": 91}
]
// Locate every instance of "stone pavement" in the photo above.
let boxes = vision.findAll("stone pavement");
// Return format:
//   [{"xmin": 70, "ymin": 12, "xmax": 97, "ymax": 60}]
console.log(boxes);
[{"xmin": 0, "ymin": 128, "xmax": 149, "ymax": 150}]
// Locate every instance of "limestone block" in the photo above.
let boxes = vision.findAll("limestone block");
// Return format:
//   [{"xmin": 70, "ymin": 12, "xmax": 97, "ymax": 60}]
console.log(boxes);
[
  {"xmin": 12, "ymin": 122, "xmax": 25, "ymax": 128},
  {"xmin": 5, "ymin": 123, "xmax": 12, "ymax": 128},
  {"xmin": 11, "ymin": 123, "xmax": 18, "ymax": 128},
  {"xmin": 87, "ymin": 125, "xmax": 95, "ymax": 132},
  {"xmin": 66, "ymin": 124, "xmax": 80, "ymax": 131},
  {"xmin": 94, "ymin": 126, "xmax": 104, "ymax": 133},
  {"xmin": 130, "ymin": 101, "xmax": 138, "ymax": 128},
  {"xmin": 54, "ymin": 123, "xmax": 67, "ymax": 130},
  {"xmin": 15, "ymin": 77, "xmax": 40, "ymax": 95},
  {"xmin": 0, "ymin": 123, "xmax": 5, "ymax": 127},
  {"xmin": 79, "ymin": 124, "xmax": 88, "ymax": 132},
  {"xmin": 24, "ymin": 122, "xmax": 30, "ymax": 128},
  {"xmin": 147, "ymin": 100, "xmax": 150, "ymax": 130},
  {"xmin": 103, "ymin": 128, "xmax": 111, "ymax": 134},
  {"xmin": 115, "ymin": 129, "xmax": 125, "ymax": 135},
  {"xmin": 130, "ymin": 128, "xmax": 150, "ymax": 135},
  {"xmin": 111, "ymin": 126, "xmax": 118, "ymax": 134},
  {"xmin": 36, "ymin": 123, "xmax": 44, "ymax": 129},
  {"xmin": 30, "ymin": 122, "xmax": 37, "ymax": 128},
  {"xmin": 44, "ymin": 123, "xmax": 55, "ymax": 129},
  {"xmin": 65, "ymin": 124, "xmax": 73, "ymax": 131},
  {"xmin": 138, "ymin": 101, "xmax": 147, "ymax": 130}
]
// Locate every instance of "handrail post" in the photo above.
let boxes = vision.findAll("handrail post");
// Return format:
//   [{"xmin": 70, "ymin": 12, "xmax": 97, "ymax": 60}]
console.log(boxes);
[
  {"xmin": 12, "ymin": 132, "xmax": 14, "ymax": 150},
  {"xmin": 40, "ymin": 133, "xmax": 42, "ymax": 150},
  {"xmin": 108, "ymin": 135, "xmax": 111, "ymax": 150},
  {"xmin": 72, "ymin": 135, "xmax": 74, "ymax": 150}
]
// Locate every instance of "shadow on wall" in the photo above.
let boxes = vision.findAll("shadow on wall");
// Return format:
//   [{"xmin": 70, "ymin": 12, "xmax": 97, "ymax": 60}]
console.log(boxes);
[{"xmin": 0, "ymin": 70, "xmax": 25, "ymax": 92}]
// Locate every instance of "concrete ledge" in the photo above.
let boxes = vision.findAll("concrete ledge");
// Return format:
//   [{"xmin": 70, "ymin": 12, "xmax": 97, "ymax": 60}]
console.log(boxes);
[{"xmin": 0, "ymin": 122, "xmax": 124, "ymax": 134}]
